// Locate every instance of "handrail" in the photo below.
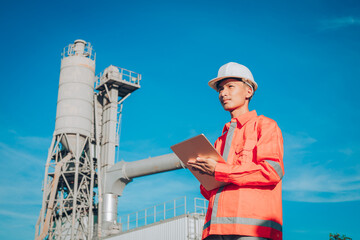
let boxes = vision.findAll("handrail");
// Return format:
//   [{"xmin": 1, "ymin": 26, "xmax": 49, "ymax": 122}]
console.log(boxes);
[
  {"xmin": 94, "ymin": 66, "xmax": 141, "ymax": 89},
  {"xmin": 61, "ymin": 42, "xmax": 96, "ymax": 61},
  {"xmin": 119, "ymin": 196, "xmax": 192, "ymax": 232}
]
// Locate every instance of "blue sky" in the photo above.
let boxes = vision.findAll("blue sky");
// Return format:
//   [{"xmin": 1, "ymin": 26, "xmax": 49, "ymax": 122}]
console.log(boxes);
[{"xmin": 0, "ymin": 0, "xmax": 359, "ymax": 239}]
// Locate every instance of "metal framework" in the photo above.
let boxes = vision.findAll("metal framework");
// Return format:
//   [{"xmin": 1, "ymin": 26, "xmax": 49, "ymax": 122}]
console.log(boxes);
[
  {"xmin": 35, "ymin": 133, "xmax": 96, "ymax": 239},
  {"xmin": 62, "ymin": 41, "xmax": 96, "ymax": 60}
]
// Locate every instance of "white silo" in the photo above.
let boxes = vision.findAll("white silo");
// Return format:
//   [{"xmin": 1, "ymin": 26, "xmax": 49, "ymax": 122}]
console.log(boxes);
[
  {"xmin": 55, "ymin": 39, "xmax": 96, "ymax": 153},
  {"xmin": 35, "ymin": 40, "xmax": 97, "ymax": 240}
]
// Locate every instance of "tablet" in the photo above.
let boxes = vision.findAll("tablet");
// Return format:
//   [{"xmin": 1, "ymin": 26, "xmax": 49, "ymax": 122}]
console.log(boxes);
[{"xmin": 171, "ymin": 134, "xmax": 227, "ymax": 191}]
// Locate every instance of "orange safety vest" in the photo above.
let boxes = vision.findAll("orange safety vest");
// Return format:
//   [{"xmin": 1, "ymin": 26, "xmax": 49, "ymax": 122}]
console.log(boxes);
[{"xmin": 200, "ymin": 110, "xmax": 284, "ymax": 240}]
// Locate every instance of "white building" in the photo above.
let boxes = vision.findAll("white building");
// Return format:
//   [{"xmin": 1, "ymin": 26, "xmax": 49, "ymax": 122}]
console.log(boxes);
[{"xmin": 106, "ymin": 197, "xmax": 207, "ymax": 240}]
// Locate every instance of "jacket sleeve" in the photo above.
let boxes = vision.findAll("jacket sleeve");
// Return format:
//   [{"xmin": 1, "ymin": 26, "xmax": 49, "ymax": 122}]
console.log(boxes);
[{"xmin": 214, "ymin": 119, "xmax": 284, "ymax": 187}]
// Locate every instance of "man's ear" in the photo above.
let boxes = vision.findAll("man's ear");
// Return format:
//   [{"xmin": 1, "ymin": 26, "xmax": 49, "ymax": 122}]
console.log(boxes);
[{"xmin": 245, "ymin": 85, "xmax": 253, "ymax": 99}]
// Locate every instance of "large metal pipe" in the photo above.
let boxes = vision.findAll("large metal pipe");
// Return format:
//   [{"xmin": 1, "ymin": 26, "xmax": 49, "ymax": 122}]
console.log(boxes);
[
  {"xmin": 124, "ymin": 153, "xmax": 184, "ymax": 179},
  {"xmin": 102, "ymin": 153, "xmax": 184, "ymax": 236},
  {"xmin": 102, "ymin": 193, "xmax": 118, "ymax": 223}
]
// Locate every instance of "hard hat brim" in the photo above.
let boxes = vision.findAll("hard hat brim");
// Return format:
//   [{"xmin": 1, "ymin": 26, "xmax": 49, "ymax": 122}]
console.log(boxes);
[{"xmin": 208, "ymin": 76, "xmax": 258, "ymax": 91}]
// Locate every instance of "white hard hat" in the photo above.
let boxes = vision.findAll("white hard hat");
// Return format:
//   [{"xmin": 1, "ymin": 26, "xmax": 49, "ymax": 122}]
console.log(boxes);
[{"xmin": 208, "ymin": 62, "xmax": 258, "ymax": 92}]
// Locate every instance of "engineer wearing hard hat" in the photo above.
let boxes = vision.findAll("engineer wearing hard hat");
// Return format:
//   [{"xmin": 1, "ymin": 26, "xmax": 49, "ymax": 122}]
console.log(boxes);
[{"xmin": 188, "ymin": 62, "xmax": 284, "ymax": 240}]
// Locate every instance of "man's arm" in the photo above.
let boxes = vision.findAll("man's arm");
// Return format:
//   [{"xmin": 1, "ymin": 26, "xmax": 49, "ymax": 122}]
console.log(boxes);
[
  {"xmin": 189, "ymin": 119, "xmax": 284, "ymax": 187},
  {"xmin": 215, "ymin": 119, "xmax": 284, "ymax": 187}
]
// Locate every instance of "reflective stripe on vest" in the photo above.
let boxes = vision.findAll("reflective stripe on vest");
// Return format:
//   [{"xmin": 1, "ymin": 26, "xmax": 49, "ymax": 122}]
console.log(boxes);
[
  {"xmin": 203, "ymin": 217, "xmax": 282, "ymax": 232},
  {"xmin": 204, "ymin": 185, "xmax": 282, "ymax": 232},
  {"xmin": 222, "ymin": 121, "xmax": 236, "ymax": 162},
  {"xmin": 265, "ymin": 160, "xmax": 283, "ymax": 180}
]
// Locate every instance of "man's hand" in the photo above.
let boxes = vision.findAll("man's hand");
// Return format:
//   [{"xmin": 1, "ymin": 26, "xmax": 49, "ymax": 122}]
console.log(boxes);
[{"xmin": 187, "ymin": 157, "xmax": 217, "ymax": 176}]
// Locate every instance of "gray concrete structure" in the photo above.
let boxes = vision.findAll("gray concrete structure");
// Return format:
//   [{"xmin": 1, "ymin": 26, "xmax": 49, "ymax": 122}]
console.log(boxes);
[{"xmin": 35, "ymin": 40, "xmax": 184, "ymax": 240}]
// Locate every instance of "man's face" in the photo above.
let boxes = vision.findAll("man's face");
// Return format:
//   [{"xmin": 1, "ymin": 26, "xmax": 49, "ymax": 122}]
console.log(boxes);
[{"xmin": 217, "ymin": 78, "xmax": 252, "ymax": 112}]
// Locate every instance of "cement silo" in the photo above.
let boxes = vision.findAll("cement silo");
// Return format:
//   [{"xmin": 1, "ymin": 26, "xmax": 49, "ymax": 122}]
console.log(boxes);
[
  {"xmin": 35, "ymin": 40, "xmax": 184, "ymax": 240},
  {"xmin": 55, "ymin": 39, "xmax": 95, "ymax": 152},
  {"xmin": 35, "ymin": 40, "xmax": 97, "ymax": 240}
]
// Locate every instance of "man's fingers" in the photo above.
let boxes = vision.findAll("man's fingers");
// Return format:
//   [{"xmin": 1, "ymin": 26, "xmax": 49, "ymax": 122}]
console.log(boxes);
[
  {"xmin": 189, "ymin": 162, "xmax": 212, "ymax": 174},
  {"xmin": 188, "ymin": 157, "xmax": 215, "ymax": 165},
  {"xmin": 188, "ymin": 159, "xmax": 196, "ymax": 164},
  {"xmin": 191, "ymin": 166, "xmax": 206, "ymax": 174},
  {"xmin": 190, "ymin": 164, "xmax": 206, "ymax": 172},
  {"xmin": 196, "ymin": 157, "xmax": 216, "ymax": 163},
  {"xmin": 194, "ymin": 163, "xmax": 206, "ymax": 171},
  {"xmin": 195, "ymin": 157, "xmax": 206, "ymax": 163}
]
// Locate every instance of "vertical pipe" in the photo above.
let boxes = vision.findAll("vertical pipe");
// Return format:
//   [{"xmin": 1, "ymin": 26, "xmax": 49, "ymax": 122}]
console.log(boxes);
[
  {"xmin": 102, "ymin": 193, "xmax": 118, "ymax": 224},
  {"xmin": 94, "ymin": 94, "xmax": 103, "ymax": 238},
  {"xmin": 88, "ymin": 138, "xmax": 95, "ymax": 238},
  {"xmin": 58, "ymin": 187, "xmax": 64, "ymax": 237},
  {"xmin": 101, "ymin": 87, "xmax": 120, "ymax": 233},
  {"xmin": 71, "ymin": 133, "xmax": 80, "ymax": 239}
]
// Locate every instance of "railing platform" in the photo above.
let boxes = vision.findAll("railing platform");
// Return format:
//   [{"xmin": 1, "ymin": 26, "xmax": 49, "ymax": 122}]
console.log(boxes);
[
  {"xmin": 95, "ymin": 66, "xmax": 141, "ymax": 98},
  {"xmin": 118, "ymin": 196, "xmax": 207, "ymax": 233}
]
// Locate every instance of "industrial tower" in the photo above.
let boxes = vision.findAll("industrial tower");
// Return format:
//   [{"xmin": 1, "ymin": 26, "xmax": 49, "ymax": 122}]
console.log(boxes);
[{"xmin": 35, "ymin": 40, "xmax": 183, "ymax": 240}]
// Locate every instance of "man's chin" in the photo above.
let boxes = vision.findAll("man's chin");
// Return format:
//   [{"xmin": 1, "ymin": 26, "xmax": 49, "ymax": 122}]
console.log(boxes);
[{"xmin": 222, "ymin": 106, "xmax": 234, "ymax": 111}]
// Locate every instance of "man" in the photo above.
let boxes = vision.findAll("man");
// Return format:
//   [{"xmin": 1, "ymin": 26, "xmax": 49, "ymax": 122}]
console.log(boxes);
[{"xmin": 188, "ymin": 62, "xmax": 284, "ymax": 240}]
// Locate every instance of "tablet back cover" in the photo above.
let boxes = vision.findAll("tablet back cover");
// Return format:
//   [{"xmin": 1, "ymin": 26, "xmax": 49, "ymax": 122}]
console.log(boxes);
[{"xmin": 171, "ymin": 134, "xmax": 227, "ymax": 191}]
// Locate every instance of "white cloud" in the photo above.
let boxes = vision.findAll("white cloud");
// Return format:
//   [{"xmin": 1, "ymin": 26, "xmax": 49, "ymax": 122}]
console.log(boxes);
[
  {"xmin": 283, "ymin": 132, "xmax": 360, "ymax": 202},
  {"xmin": 0, "ymin": 142, "xmax": 44, "ymax": 166},
  {"xmin": 283, "ymin": 165, "xmax": 360, "ymax": 202},
  {"xmin": 118, "ymin": 139, "xmax": 171, "ymax": 161},
  {"xmin": 0, "ymin": 141, "xmax": 44, "ymax": 207},
  {"xmin": 283, "ymin": 132, "xmax": 317, "ymax": 151},
  {"xmin": 284, "ymin": 189, "xmax": 360, "ymax": 203},
  {"xmin": 320, "ymin": 16, "xmax": 360, "ymax": 30},
  {"xmin": 339, "ymin": 147, "xmax": 353, "ymax": 156},
  {"xmin": 0, "ymin": 209, "xmax": 37, "ymax": 220},
  {"xmin": 284, "ymin": 165, "xmax": 360, "ymax": 192},
  {"xmin": 0, "ymin": 184, "xmax": 43, "ymax": 205},
  {"xmin": 17, "ymin": 136, "xmax": 52, "ymax": 150}
]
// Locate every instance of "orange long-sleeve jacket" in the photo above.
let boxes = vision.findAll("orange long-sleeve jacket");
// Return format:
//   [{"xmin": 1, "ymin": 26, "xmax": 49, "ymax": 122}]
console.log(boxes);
[{"xmin": 200, "ymin": 110, "xmax": 284, "ymax": 240}]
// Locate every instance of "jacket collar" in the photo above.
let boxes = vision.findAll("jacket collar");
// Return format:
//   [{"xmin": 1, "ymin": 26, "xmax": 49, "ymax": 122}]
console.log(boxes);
[{"xmin": 224, "ymin": 110, "xmax": 257, "ymax": 131}]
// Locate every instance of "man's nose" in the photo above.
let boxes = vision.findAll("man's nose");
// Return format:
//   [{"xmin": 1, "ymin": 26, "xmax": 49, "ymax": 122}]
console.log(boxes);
[{"xmin": 219, "ymin": 88, "xmax": 228, "ymax": 97}]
